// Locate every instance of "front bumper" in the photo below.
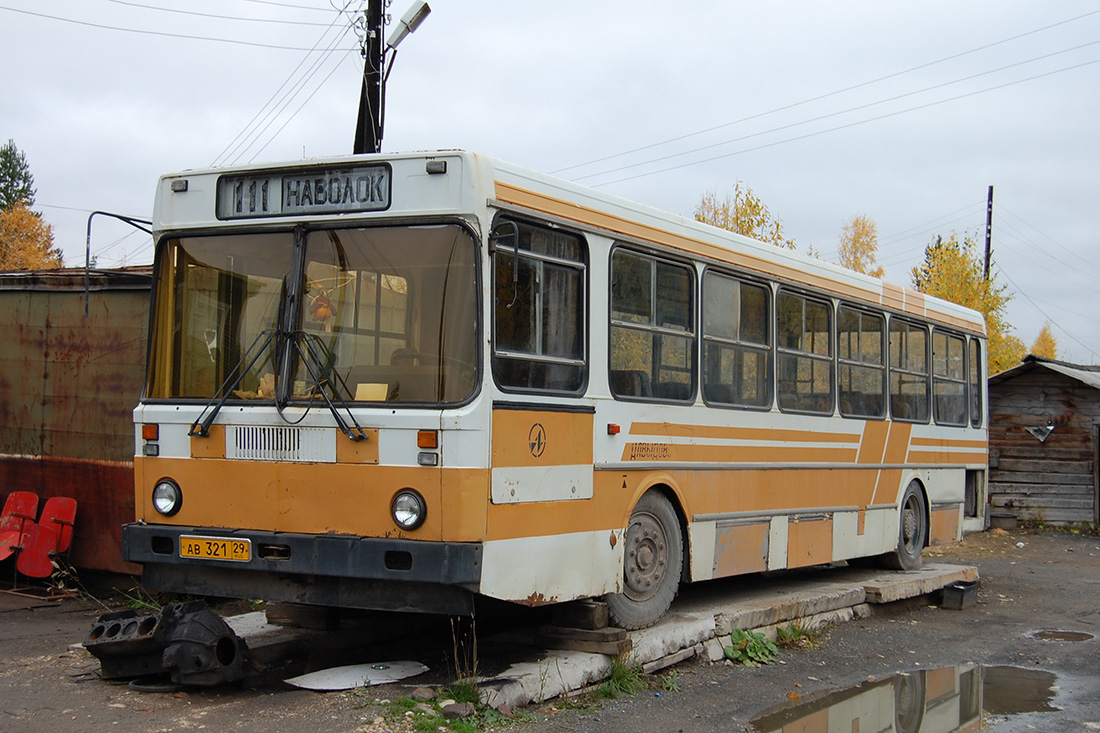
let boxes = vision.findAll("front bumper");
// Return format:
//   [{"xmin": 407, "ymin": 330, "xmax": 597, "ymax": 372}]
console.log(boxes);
[{"xmin": 122, "ymin": 523, "xmax": 482, "ymax": 615}]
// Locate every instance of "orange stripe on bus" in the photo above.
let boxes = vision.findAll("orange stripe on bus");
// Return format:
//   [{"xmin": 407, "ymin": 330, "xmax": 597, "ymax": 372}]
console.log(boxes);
[
  {"xmin": 907, "ymin": 450, "xmax": 989, "ymax": 465},
  {"xmin": 620, "ymin": 443, "xmax": 859, "ymax": 464},
  {"xmin": 629, "ymin": 422, "xmax": 861, "ymax": 444},
  {"xmin": 910, "ymin": 437, "xmax": 988, "ymax": 449},
  {"xmin": 857, "ymin": 421, "xmax": 890, "ymax": 464}
]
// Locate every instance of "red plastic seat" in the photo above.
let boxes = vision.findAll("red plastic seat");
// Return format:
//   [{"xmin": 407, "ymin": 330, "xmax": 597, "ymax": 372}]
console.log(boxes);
[
  {"xmin": 15, "ymin": 522, "xmax": 58, "ymax": 579},
  {"xmin": 37, "ymin": 497, "xmax": 77, "ymax": 555},
  {"xmin": 0, "ymin": 491, "xmax": 39, "ymax": 562}
]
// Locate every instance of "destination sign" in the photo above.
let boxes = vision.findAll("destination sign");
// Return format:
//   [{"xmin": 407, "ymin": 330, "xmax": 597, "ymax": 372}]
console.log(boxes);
[{"xmin": 216, "ymin": 164, "xmax": 392, "ymax": 219}]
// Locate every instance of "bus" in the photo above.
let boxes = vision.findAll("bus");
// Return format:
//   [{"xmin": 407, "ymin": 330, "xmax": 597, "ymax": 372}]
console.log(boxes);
[{"xmin": 122, "ymin": 151, "xmax": 988, "ymax": 629}]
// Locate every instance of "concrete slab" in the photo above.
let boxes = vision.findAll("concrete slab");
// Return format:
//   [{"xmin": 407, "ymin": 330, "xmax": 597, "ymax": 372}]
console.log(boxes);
[{"xmin": 480, "ymin": 562, "xmax": 977, "ymax": 711}]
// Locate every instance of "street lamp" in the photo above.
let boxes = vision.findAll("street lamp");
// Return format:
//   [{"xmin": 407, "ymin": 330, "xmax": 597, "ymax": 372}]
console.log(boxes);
[
  {"xmin": 353, "ymin": 1, "xmax": 431, "ymax": 155},
  {"xmin": 386, "ymin": 1, "xmax": 431, "ymax": 50}
]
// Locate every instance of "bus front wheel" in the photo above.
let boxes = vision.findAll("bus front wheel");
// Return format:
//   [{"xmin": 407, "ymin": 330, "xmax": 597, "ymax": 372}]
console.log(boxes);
[
  {"xmin": 604, "ymin": 491, "xmax": 683, "ymax": 630},
  {"xmin": 884, "ymin": 481, "xmax": 927, "ymax": 571}
]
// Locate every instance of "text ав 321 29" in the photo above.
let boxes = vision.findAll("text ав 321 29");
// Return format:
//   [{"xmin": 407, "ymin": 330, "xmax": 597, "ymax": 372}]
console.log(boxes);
[{"xmin": 179, "ymin": 535, "xmax": 251, "ymax": 562}]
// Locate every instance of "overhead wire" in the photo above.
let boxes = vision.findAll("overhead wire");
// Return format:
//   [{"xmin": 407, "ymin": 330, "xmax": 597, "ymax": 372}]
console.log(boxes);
[
  {"xmin": 575, "ymin": 42, "xmax": 1100, "ymax": 185},
  {"xmin": 101, "ymin": 0, "xmax": 336, "ymax": 27},
  {"xmin": 553, "ymin": 8, "xmax": 1100, "ymax": 177},
  {"xmin": 585, "ymin": 56, "xmax": 1100, "ymax": 189},
  {"xmin": 212, "ymin": 3, "xmax": 359, "ymax": 165},
  {"xmin": 0, "ymin": 4, "xmax": 349, "ymax": 50},
  {"xmin": 994, "ymin": 264, "xmax": 1099, "ymax": 360}
]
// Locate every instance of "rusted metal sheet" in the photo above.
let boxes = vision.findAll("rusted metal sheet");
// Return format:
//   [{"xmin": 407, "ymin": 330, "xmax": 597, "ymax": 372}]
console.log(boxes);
[{"xmin": 0, "ymin": 267, "xmax": 150, "ymax": 573}]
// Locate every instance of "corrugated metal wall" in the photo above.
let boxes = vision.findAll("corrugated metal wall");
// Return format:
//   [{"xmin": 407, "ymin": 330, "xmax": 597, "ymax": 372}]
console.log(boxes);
[{"xmin": 0, "ymin": 268, "xmax": 150, "ymax": 574}]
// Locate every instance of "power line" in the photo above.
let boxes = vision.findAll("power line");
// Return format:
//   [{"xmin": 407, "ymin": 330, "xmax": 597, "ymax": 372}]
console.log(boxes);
[
  {"xmin": 996, "ymin": 204, "xmax": 1100, "ymax": 280},
  {"xmin": 575, "ymin": 40, "xmax": 1100, "ymax": 184},
  {"xmin": 0, "ymin": 4, "xmax": 353, "ymax": 51},
  {"xmin": 212, "ymin": 7, "xmax": 357, "ymax": 165},
  {"xmin": 235, "ymin": 0, "xmax": 339, "ymax": 12},
  {"xmin": 247, "ymin": 48, "xmax": 354, "ymax": 162},
  {"xmin": 552, "ymin": 8, "xmax": 1100, "ymax": 177},
  {"xmin": 101, "ymin": 0, "xmax": 336, "ymax": 27},
  {"xmin": 587, "ymin": 57, "xmax": 1100, "ymax": 188},
  {"xmin": 994, "ymin": 263, "xmax": 1100, "ymax": 359}
]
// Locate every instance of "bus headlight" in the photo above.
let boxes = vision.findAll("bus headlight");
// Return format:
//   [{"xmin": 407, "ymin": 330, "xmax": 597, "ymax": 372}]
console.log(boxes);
[
  {"xmin": 152, "ymin": 479, "xmax": 183, "ymax": 516},
  {"xmin": 391, "ymin": 489, "xmax": 426, "ymax": 531}
]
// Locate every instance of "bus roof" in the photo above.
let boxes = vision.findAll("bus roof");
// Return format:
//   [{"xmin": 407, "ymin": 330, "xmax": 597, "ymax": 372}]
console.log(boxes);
[{"xmin": 154, "ymin": 150, "xmax": 985, "ymax": 336}]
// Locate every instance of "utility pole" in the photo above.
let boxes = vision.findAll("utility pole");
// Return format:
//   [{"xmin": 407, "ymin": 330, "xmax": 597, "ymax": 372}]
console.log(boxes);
[
  {"xmin": 983, "ymin": 185, "xmax": 994, "ymax": 281},
  {"xmin": 353, "ymin": 1, "xmax": 384, "ymax": 155}
]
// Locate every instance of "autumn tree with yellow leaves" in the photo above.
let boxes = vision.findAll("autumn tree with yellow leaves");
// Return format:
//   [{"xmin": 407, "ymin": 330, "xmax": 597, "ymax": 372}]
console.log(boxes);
[
  {"xmin": 0, "ymin": 139, "xmax": 62, "ymax": 270},
  {"xmin": 1030, "ymin": 322, "xmax": 1058, "ymax": 360},
  {"xmin": 837, "ymin": 214, "xmax": 885, "ymax": 277},
  {"xmin": 911, "ymin": 233, "xmax": 1023, "ymax": 375},
  {"xmin": 694, "ymin": 183, "xmax": 796, "ymax": 250},
  {"xmin": 0, "ymin": 203, "xmax": 62, "ymax": 269}
]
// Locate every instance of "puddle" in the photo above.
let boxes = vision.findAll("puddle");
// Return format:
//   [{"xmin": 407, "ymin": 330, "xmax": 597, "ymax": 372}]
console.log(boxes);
[
  {"xmin": 1032, "ymin": 629, "xmax": 1094, "ymax": 642},
  {"xmin": 749, "ymin": 665, "xmax": 1058, "ymax": 732}
]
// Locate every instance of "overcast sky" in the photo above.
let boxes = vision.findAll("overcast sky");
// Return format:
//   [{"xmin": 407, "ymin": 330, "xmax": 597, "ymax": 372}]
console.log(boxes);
[{"xmin": 3, "ymin": 1, "xmax": 1099, "ymax": 361}]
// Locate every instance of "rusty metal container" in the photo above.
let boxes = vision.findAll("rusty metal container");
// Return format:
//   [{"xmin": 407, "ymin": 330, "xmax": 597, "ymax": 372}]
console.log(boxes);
[{"xmin": 0, "ymin": 267, "xmax": 151, "ymax": 573}]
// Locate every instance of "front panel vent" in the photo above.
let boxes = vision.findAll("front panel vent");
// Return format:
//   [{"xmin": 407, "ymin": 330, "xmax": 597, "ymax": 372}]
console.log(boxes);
[{"xmin": 226, "ymin": 426, "xmax": 334, "ymax": 463}]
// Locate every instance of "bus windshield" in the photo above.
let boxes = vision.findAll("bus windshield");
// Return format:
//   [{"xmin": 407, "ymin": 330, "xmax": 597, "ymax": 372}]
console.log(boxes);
[{"xmin": 146, "ymin": 223, "xmax": 479, "ymax": 405}]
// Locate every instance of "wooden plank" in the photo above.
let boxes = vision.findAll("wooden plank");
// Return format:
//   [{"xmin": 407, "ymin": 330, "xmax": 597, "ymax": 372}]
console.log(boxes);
[
  {"xmin": 989, "ymin": 482, "xmax": 1094, "ymax": 495},
  {"xmin": 995, "ymin": 459, "xmax": 1092, "ymax": 475},
  {"xmin": 536, "ymin": 626, "xmax": 632, "ymax": 656},
  {"xmin": 551, "ymin": 600, "xmax": 609, "ymax": 631},
  {"xmin": 990, "ymin": 472, "xmax": 1093, "ymax": 486}
]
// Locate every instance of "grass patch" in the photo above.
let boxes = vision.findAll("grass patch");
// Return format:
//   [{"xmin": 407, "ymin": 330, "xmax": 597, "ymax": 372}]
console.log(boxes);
[
  {"xmin": 597, "ymin": 654, "xmax": 647, "ymax": 699},
  {"xmin": 776, "ymin": 623, "xmax": 823, "ymax": 650}
]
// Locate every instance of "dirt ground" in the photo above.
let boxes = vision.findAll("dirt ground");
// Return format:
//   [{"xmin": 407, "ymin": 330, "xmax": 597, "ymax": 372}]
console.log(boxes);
[{"xmin": 1, "ymin": 526, "xmax": 1098, "ymax": 732}]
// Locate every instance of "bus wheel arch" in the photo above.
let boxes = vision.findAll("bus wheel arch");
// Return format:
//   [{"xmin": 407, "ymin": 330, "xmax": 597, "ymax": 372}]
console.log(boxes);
[
  {"xmin": 604, "ymin": 487, "xmax": 685, "ymax": 630},
  {"xmin": 883, "ymin": 479, "xmax": 929, "ymax": 571}
]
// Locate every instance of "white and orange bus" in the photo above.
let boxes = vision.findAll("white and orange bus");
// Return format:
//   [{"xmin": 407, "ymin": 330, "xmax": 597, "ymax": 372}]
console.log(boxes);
[{"xmin": 123, "ymin": 151, "xmax": 987, "ymax": 629}]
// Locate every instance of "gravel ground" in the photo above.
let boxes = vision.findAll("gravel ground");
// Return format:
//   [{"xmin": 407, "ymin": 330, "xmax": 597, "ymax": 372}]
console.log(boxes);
[{"xmin": 1, "ymin": 526, "xmax": 1097, "ymax": 732}]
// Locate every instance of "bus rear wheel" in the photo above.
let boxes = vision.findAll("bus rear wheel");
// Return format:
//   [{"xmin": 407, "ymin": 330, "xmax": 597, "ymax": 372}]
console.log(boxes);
[
  {"xmin": 883, "ymin": 481, "xmax": 927, "ymax": 571},
  {"xmin": 604, "ymin": 491, "xmax": 683, "ymax": 630}
]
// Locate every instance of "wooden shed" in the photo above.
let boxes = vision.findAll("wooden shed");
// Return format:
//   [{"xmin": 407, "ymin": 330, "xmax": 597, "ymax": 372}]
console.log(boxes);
[{"xmin": 988, "ymin": 355, "xmax": 1100, "ymax": 525}]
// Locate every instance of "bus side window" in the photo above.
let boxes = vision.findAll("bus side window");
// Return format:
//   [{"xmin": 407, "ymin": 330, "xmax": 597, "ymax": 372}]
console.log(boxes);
[
  {"xmin": 776, "ymin": 290, "xmax": 833, "ymax": 414},
  {"xmin": 932, "ymin": 330, "xmax": 967, "ymax": 426},
  {"xmin": 701, "ymin": 270, "xmax": 772, "ymax": 409},
  {"xmin": 889, "ymin": 318, "xmax": 930, "ymax": 423},
  {"xmin": 491, "ymin": 218, "xmax": 588, "ymax": 394},
  {"xmin": 837, "ymin": 305, "xmax": 885, "ymax": 419},
  {"xmin": 610, "ymin": 249, "xmax": 696, "ymax": 402}
]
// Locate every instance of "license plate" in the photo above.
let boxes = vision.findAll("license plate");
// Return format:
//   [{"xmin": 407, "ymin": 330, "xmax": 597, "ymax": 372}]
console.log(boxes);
[{"xmin": 179, "ymin": 536, "xmax": 251, "ymax": 562}]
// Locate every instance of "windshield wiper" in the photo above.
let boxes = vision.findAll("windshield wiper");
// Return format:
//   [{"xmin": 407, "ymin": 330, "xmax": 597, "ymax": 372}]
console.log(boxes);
[
  {"xmin": 189, "ymin": 329, "xmax": 278, "ymax": 438},
  {"xmin": 285, "ymin": 330, "xmax": 368, "ymax": 441}
]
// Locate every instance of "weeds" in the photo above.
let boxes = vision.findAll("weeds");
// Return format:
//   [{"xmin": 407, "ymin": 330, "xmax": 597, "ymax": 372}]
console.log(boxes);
[
  {"xmin": 444, "ymin": 616, "xmax": 481, "ymax": 705},
  {"xmin": 776, "ymin": 623, "xmax": 823, "ymax": 650},
  {"xmin": 659, "ymin": 669, "xmax": 681, "ymax": 692},
  {"xmin": 724, "ymin": 628, "xmax": 778, "ymax": 667},
  {"xmin": 597, "ymin": 654, "xmax": 647, "ymax": 699}
]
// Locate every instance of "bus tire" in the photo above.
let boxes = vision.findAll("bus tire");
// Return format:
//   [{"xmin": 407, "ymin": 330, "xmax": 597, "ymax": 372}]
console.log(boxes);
[
  {"xmin": 604, "ymin": 491, "xmax": 683, "ymax": 630},
  {"xmin": 884, "ymin": 481, "xmax": 926, "ymax": 571}
]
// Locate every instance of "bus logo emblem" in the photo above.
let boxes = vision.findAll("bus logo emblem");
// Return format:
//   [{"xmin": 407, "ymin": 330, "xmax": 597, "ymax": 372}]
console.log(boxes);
[{"xmin": 528, "ymin": 423, "xmax": 546, "ymax": 458}]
